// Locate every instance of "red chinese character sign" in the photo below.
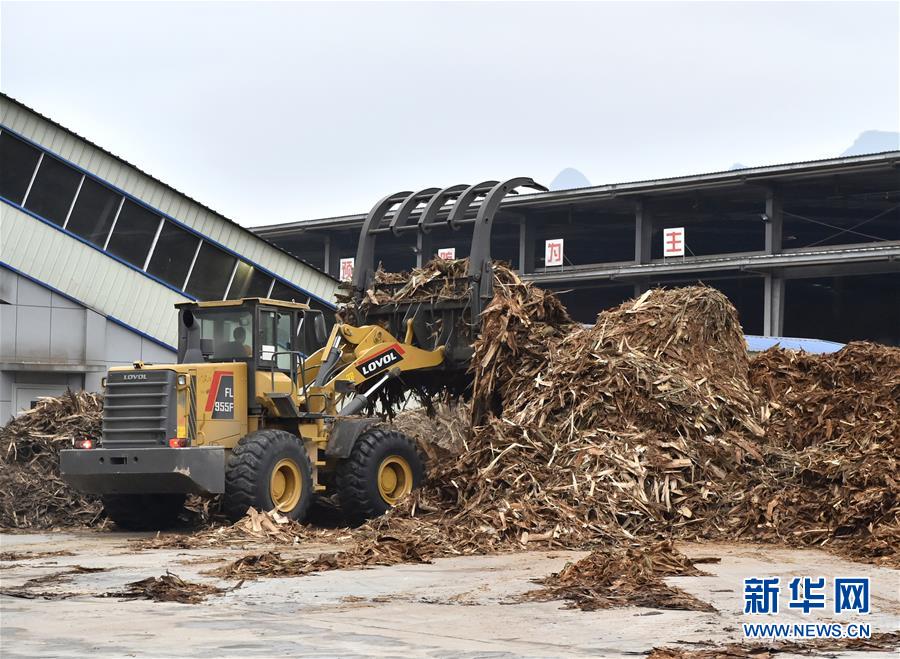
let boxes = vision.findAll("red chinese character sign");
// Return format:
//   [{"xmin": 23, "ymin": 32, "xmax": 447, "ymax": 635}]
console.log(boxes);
[
  {"xmin": 339, "ymin": 257, "xmax": 354, "ymax": 282},
  {"xmin": 545, "ymin": 239, "xmax": 564, "ymax": 267},
  {"xmin": 663, "ymin": 227, "xmax": 685, "ymax": 257},
  {"xmin": 437, "ymin": 248, "xmax": 456, "ymax": 260}
]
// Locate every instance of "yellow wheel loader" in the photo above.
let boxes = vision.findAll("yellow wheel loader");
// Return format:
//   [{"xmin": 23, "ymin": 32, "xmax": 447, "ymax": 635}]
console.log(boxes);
[{"xmin": 60, "ymin": 178, "xmax": 545, "ymax": 530}]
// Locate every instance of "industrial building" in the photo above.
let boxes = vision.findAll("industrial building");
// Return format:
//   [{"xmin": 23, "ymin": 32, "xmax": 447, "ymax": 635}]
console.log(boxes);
[
  {"xmin": 256, "ymin": 154, "xmax": 900, "ymax": 345},
  {"xmin": 2, "ymin": 91, "xmax": 898, "ymax": 420},
  {"xmin": 0, "ymin": 94, "xmax": 338, "ymax": 421}
]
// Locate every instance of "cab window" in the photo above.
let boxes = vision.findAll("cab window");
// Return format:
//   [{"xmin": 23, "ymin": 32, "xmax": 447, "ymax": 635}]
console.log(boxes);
[
  {"xmin": 258, "ymin": 309, "xmax": 293, "ymax": 370},
  {"xmin": 195, "ymin": 310, "xmax": 252, "ymax": 361}
]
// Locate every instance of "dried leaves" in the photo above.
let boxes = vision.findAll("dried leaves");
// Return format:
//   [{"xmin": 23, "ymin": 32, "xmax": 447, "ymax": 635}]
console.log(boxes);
[
  {"xmin": 132, "ymin": 507, "xmax": 324, "ymax": 550},
  {"xmin": 0, "ymin": 390, "xmax": 104, "ymax": 529},
  {"xmin": 394, "ymin": 285, "xmax": 772, "ymax": 554},
  {"xmin": 105, "ymin": 572, "xmax": 237, "ymax": 604},
  {"xmin": 208, "ymin": 515, "xmax": 445, "ymax": 580},
  {"xmin": 522, "ymin": 541, "xmax": 719, "ymax": 612},
  {"xmin": 729, "ymin": 342, "xmax": 900, "ymax": 562},
  {"xmin": 648, "ymin": 632, "xmax": 900, "ymax": 658}
]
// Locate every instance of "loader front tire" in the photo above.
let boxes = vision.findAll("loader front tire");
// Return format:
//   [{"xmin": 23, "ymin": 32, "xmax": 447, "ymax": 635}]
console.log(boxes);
[
  {"xmin": 336, "ymin": 427, "xmax": 424, "ymax": 524},
  {"xmin": 102, "ymin": 493, "xmax": 185, "ymax": 531},
  {"xmin": 223, "ymin": 429, "xmax": 313, "ymax": 523}
]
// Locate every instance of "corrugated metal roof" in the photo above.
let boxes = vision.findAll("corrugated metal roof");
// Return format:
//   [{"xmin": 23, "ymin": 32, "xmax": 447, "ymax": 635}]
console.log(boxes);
[
  {"xmin": 0, "ymin": 93, "xmax": 338, "ymax": 303},
  {"xmin": 1, "ymin": 204, "xmax": 187, "ymax": 347},
  {"xmin": 255, "ymin": 150, "xmax": 900, "ymax": 236}
]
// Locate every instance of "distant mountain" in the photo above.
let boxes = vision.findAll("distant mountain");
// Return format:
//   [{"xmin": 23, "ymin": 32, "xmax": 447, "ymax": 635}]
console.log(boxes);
[
  {"xmin": 549, "ymin": 168, "xmax": 591, "ymax": 191},
  {"xmin": 841, "ymin": 130, "xmax": 900, "ymax": 156},
  {"xmin": 723, "ymin": 130, "xmax": 898, "ymax": 172}
]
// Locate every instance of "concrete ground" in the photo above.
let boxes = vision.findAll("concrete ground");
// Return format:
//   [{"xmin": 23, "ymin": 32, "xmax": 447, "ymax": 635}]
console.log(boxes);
[{"xmin": 1, "ymin": 533, "xmax": 898, "ymax": 658}]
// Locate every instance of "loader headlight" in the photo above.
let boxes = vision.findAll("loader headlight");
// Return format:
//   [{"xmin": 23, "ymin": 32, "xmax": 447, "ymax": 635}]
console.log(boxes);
[
  {"xmin": 177, "ymin": 374, "xmax": 187, "ymax": 386},
  {"xmin": 101, "ymin": 376, "xmax": 107, "ymax": 388}
]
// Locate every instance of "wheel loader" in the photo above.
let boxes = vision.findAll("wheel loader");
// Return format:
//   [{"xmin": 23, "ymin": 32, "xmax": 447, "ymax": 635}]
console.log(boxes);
[{"xmin": 60, "ymin": 178, "xmax": 546, "ymax": 530}]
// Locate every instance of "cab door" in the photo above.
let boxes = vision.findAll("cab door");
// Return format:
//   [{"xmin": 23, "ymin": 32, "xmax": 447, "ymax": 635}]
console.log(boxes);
[{"xmin": 256, "ymin": 306, "xmax": 295, "ymax": 397}]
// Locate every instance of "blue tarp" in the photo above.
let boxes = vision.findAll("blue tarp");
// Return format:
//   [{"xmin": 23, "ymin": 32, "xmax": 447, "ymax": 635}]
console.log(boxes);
[{"xmin": 744, "ymin": 335, "xmax": 845, "ymax": 354}]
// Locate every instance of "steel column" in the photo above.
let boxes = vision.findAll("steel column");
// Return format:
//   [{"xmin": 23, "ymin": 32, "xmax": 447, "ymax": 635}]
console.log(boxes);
[
  {"xmin": 323, "ymin": 235, "xmax": 332, "ymax": 276},
  {"xmin": 635, "ymin": 201, "xmax": 652, "ymax": 264},
  {"xmin": 765, "ymin": 187, "xmax": 783, "ymax": 255},
  {"xmin": 518, "ymin": 215, "xmax": 536, "ymax": 274},
  {"xmin": 416, "ymin": 231, "xmax": 432, "ymax": 268},
  {"xmin": 763, "ymin": 272, "xmax": 785, "ymax": 337}
]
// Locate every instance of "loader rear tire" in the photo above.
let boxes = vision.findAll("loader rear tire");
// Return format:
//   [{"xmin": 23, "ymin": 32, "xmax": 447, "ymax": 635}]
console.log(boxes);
[
  {"xmin": 102, "ymin": 493, "xmax": 185, "ymax": 531},
  {"xmin": 223, "ymin": 429, "xmax": 313, "ymax": 523},
  {"xmin": 336, "ymin": 427, "xmax": 424, "ymax": 524}
]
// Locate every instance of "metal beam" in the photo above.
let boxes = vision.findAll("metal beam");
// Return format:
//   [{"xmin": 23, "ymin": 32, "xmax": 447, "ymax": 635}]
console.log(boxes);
[{"xmin": 524, "ymin": 242, "xmax": 900, "ymax": 285}]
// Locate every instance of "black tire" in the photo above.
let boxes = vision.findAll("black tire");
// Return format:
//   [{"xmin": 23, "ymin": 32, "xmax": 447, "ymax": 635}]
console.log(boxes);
[
  {"xmin": 336, "ymin": 427, "xmax": 425, "ymax": 524},
  {"xmin": 223, "ymin": 429, "xmax": 313, "ymax": 523},
  {"xmin": 102, "ymin": 493, "xmax": 185, "ymax": 531}
]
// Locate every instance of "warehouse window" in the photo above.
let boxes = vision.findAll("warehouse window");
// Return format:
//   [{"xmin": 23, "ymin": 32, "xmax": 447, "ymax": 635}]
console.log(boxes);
[
  {"xmin": 23, "ymin": 155, "xmax": 83, "ymax": 225},
  {"xmin": 66, "ymin": 178, "xmax": 123, "ymax": 246},
  {"xmin": 185, "ymin": 242, "xmax": 235, "ymax": 300},
  {"xmin": 106, "ymin": 199, "xmax": 162, "ymax": 267},
  {"xmin": 226, "ymin": 261, "xmax": 274, "ymax": 300},
  {"xmin": 269, "ymin": 281, "xmax": 305, "ymax": 302},
  {"xmin": 146, "ymin": 221, "xmax": 200, "ymax": 289},
  {"xmin": 0, "ymin": 132, "xmax": 41, "ymax": 203}
]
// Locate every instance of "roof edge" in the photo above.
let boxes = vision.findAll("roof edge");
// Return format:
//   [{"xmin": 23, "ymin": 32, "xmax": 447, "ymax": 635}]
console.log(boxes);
[
  {"xmin": 0, "ymin": 92, "xmax": 338, "ymax": 284},
  {"xmin": 255, "ymin": 150, "xmax": 900, "ymax": 235}
]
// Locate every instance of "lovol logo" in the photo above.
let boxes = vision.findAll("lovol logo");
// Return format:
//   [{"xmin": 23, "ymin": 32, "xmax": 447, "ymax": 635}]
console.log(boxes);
[
  {"xmin": 205, "ymin": 371, "xmax": 235, "ymax": 419},
  {"xmin": 356, "ymin": 344, "xmax": 405, "ymax": 378},
  {"xmin": 123, "ymin": 373, "xmax": 147, "ymax": 380}
]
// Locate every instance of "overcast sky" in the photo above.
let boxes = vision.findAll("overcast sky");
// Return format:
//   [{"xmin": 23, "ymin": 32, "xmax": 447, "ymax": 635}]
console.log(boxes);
[{"xmin": 2, "ymin": 1, "xmax": 898, "ymax": 226}]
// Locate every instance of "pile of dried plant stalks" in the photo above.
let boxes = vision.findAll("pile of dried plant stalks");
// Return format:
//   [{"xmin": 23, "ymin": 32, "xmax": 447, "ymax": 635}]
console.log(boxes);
[
  {"xmin": 104, "ymin": 572, "xmax": 236, "ymax": 604},
  {"xmin": 336, "ymin": 257, "xmax": 476, "ymax": 311},
  {"xmin": 2, "ymin": 258, "xmax": 897, "ymax": 586},
  {"xmin": 0, "ymin": 391, "xmax": 104, "ymax": 529},
  {"xmin": 132, "ymin": 507, "xmax": 342, "ymax": 550},
  {"xmin": 522, "ymin": 540, "xmax": 719, "ymax": 611},
  {"xmin": 391, "ymin": 402, "xmax": 471, "ymax": 461},
  {"xmin": 343, "ymin": 263, "xmax": 897, "ymax": 567},
  {"xmin": 729, "ymin": 342, "xmax": 900, "ymax": 562},
  {"xmin": 648, "ymin": 632, "xmax": 900, "ymax": 659}
]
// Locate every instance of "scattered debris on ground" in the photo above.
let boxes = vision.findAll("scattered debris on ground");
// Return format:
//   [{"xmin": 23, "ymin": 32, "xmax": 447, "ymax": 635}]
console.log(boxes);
[
  {"xmin": 104, "ymin": 572, "xmax": 238, "ymax": 604},
  {"xmin": 207, "ymin": 520, "xmax": 440, "ymax": 581},
  {"xmin": 22, "ymin": 565, "xmax": 107, "ymax": 588},
  {"xmin": 0, "ymin": 550, "xmax": 75, "ymax": 561},
  {"xmin": 0, "ymin": 587, "xmax": 82, "ymax": 600},
  {"xmin": 521, "ymin": 541, "xmax": 719, "ymax": 611},
  {"xmin": 0, "ymin": 563, "xmax": 106, "ymax": 600},
  {"xmin": 648, "ymin": 631, "xmax": 900, "ymax": 658},
  {"xmin": 132, "ymin": 507, "xmax": 346, "ymax": 550},
  {"xmin": 0, "ymin": 391, "xmax": 104, "ymax": 529}
]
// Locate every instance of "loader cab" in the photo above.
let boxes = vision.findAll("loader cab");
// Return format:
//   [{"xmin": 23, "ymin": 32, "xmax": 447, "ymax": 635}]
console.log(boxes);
[{"xmin": 176, "ymin": 298, "xmax": 328, "ymax": 373}]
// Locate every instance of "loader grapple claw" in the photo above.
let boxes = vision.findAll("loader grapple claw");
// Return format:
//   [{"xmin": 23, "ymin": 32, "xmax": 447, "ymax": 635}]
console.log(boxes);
[{"xmin": 350, "ymin": 176, "xmax": 547, "ymax": 373}]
